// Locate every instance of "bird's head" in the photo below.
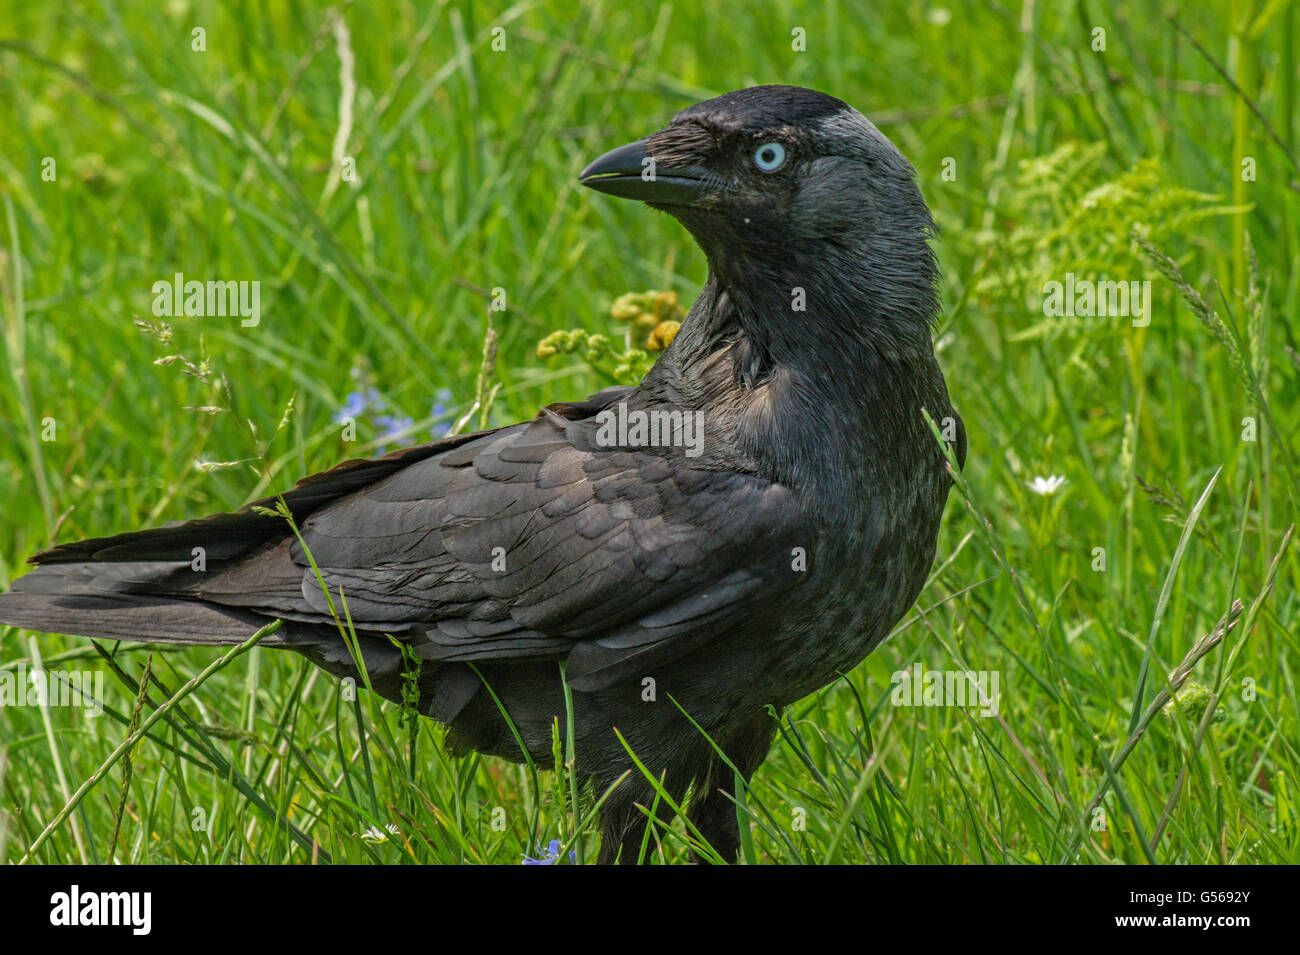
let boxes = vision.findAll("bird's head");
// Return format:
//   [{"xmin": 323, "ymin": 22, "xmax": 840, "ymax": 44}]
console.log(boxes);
[{"xmin": 580, "ymin": 85, "xmax": 939, "ymax": 354}]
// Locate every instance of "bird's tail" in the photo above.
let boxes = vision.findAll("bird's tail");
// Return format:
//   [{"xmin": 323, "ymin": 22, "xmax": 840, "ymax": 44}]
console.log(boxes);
[
  {"xmin": 0, "ymin": 487, "xmax": 308, "ymax": 646},
  {"xmin": 0, "ymin": 438, "xmax": 461, "ymax": 646},
  {"xmin": 0, "ymin": 551, "xmax": 444, "ymax": 716},
  {"xmin": 0, "ymin": 560, "xmax": 276, "ymax": 645}
]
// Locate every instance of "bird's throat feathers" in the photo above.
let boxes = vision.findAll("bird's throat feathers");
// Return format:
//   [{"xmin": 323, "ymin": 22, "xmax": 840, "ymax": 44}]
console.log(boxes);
[
  {"xmin": 642, "ymin": 244, "xmax": 952, "ymax": 500},
  {"xmin": 666, "ymin": 230, "xmax": 942, "ymax": 401}
]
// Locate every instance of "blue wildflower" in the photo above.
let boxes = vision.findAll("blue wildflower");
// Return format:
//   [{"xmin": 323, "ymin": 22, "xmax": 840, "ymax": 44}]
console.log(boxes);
[
  {"xmin": 374, "ymin": 413, "xmax": 414, "ymax": 442},
  {"xmin": 431, "ymin": 389, "xmax": 454, "ymax": 438},
  {"xmin": 335, "ymin": 387, "xmax": 380, "ymax": 423},
  {"xmin": 522, "ymin": 839, "xmax": 577, "ymax": 865}
]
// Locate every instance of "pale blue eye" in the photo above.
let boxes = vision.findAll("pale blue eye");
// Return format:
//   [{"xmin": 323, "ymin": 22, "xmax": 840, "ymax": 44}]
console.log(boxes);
[{"xmin": 753, "ymin": 142, "xmax": 786, "ymax": 172}]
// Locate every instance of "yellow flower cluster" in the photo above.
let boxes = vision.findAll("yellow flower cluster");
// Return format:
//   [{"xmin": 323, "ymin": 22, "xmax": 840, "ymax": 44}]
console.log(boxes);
[{"xmin": 610, "ymin": 290, "xmax": 684, "ymax": 351}]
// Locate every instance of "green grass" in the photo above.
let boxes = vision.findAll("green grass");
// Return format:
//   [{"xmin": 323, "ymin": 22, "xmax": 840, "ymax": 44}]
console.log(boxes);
[{"xmin": 1, "ymin": 0, "xmax": 1298, "ymax": 864}]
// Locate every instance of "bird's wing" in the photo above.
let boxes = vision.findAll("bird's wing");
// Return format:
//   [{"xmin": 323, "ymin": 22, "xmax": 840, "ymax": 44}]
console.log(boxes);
[{"xmin": 183, "ymin": 398, "xmax": 809, "ymax": 691}]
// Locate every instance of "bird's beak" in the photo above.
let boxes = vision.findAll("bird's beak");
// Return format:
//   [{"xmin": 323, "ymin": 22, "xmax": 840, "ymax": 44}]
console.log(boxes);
[{"xmin": 579, "ymin": 138, "xmax": 712, "ymax": 206}]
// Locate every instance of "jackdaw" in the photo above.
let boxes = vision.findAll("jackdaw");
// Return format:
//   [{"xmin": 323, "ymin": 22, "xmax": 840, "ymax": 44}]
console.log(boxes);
[{"xmin": 0, "ymin": 85, "xmax": 964, "ymax": 863}]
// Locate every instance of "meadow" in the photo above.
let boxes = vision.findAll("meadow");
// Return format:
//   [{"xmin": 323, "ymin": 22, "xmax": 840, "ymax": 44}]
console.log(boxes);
[{"xmin": 0, "ymin": 0, "xmax": 1297, "ymax": 864}]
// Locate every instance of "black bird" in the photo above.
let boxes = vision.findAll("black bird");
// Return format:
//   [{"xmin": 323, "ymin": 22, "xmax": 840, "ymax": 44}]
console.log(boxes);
[{"xmin": 0, "ymin": 85, "xmax": 964, "ymax": 864}]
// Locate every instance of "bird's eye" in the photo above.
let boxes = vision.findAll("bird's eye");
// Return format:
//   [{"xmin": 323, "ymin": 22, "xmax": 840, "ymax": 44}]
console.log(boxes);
[{"xmin": 752, "ymin": 142, "xmax": 786, "ymax": 172}]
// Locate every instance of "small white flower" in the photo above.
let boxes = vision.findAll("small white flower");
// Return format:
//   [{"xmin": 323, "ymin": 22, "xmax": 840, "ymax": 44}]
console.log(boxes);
[
  {"xmin": 358, "ymin": 823, "xmax": 400, "ymax": 844},
  {"xmin": 1026, "ymin": 475, "xmax": 1067, "ymax": 496}
]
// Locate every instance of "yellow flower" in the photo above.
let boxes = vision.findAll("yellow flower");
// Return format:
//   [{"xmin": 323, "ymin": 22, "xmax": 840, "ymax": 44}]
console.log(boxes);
[
  {"xmin": 610, "ymin": 292, "xmax": 648, "ymax": 321},
  {"xmin": 652, "ymin": 290, "xmax": 681, "ymax": 319},
  {"xmin": 646, "ymin": 321, "xmax": 680, "ymax": 351}
]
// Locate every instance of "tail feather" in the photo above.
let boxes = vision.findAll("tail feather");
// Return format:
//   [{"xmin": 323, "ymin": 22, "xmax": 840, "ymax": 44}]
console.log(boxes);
[
  {"xmin": 29, "ymin": 437, "xmax": 468, "ymax": 566},
  {"xmin": 0, "ymin": 439, "xmax": 484, "ymax": 641},
  {"xmin": 0, "ymin": 434, "xmax": 504, "ymax": 722},
  {"xmin": 0, "ymin": 582, "xmax": 276, "ymax": 645}
]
